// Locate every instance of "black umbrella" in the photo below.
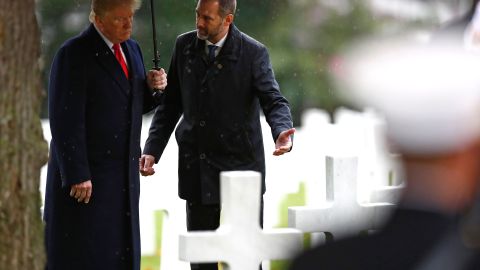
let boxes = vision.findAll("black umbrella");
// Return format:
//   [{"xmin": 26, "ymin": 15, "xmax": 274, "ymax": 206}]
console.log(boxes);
[{"xmin": 150, "ymin": 0, "xmax": 163, "ymax": 100}]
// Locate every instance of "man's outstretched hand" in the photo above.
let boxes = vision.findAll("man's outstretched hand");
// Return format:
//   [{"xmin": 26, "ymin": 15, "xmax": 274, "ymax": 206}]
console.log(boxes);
[{"xmin": 273, "ymin": 128, "xmax": 295, "ymax": 156}]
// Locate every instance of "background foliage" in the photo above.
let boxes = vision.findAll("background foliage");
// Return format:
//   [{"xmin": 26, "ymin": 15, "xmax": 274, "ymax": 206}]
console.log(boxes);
[{"xmin": 37, "ymin": 0, "xmax": 381, "ymax": 125}]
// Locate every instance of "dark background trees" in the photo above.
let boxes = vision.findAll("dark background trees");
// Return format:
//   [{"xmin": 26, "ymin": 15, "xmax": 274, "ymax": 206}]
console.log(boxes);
[
  {"xmin": 38, "ymin": 0, "xmax": 379, "ymax": 125},
  {"xmin": 37, "ymin": 1, "xmax": 471, "ymax": 124}
]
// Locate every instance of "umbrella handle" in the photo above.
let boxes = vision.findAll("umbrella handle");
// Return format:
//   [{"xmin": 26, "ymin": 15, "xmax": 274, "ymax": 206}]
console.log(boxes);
[{"xmin": 150, "ymin": 0, "xmax": 163, "ymax": 98}]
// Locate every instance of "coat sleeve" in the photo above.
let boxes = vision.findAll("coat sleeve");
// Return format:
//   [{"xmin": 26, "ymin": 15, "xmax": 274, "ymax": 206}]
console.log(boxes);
[
  {"xmin": 143, "ymin": 39, "xmax": 183, "ymax": 163},
  {"xmin": 252, "ymin": 45, "xmax": 294, "ymax": 142},
  {"xmin": 48, "ymin": 44, "xmax": 91, "ymax": 187}
]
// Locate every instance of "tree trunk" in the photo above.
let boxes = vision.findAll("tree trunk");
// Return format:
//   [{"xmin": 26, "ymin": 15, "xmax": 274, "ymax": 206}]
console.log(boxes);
[{"xmin": 0, "ymin": 0, "xmax": 48, "ymax": 269}]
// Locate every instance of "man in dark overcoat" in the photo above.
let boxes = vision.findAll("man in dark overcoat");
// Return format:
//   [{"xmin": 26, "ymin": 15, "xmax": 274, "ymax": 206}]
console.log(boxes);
[
  {"xmin": 44, "ymin": 0, "xmax": 167, "ymax": 269},
  {"xmin": 139, "ymin": 0, "xmax": 295, "ymax": 269}
]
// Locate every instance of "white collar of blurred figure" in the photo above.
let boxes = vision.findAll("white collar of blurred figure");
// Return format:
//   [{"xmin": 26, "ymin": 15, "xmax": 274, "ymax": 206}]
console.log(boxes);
[{"xmin": 335, "ymin": 38, "xmax": 480, "ymax": 156}]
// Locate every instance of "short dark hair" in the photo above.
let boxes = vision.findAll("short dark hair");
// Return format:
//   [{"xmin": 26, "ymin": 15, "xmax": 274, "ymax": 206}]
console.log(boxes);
[
  {"xmin": 89, "ymin": 0, "xmax": 141, "ymax": 22},
  {"xmin": 218, "ymin": 0, "xmax": 236, "ymax": 17},
  {"xmin": 200, "ymin": 0, "xmax": 236, "ymax": 17}
]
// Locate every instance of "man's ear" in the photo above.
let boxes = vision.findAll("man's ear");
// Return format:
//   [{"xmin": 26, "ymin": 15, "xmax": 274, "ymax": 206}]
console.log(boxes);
[
  {"xmin": 224, "ymin": 14, "xmax": 234, "ymax": 26},
  {"xmin": 94, "ymin": 15, "xmax": 103, "ymax": 29}
]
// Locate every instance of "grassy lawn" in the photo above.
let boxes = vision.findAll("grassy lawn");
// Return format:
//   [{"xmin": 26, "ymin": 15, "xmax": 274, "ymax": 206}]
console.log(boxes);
[
  {"xmin": 271, "ymin": 182, "xmax": 306, "ymax": 270},
  {"xmin": 141, "ymin": 210, "xmax": 163, "ymax": 270}
]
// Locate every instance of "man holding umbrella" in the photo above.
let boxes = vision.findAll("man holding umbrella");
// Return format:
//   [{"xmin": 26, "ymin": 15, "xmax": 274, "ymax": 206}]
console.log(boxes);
[{"xmin": 44, "ymin": 0, "xmax": 167, "ymax": 269}]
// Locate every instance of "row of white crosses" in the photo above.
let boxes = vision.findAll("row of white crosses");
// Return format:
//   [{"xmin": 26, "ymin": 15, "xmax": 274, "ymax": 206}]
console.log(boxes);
[
  {"xmin": 146, "ymin": 108, "xmax": 404, "ymax": 269},
  {"xmin": 288, "ymin": 156, "xmax": 394, "ymax": 242},
  {"xmin": 179, "ymin": 156, "xmax": 402, "ymax": 270}
]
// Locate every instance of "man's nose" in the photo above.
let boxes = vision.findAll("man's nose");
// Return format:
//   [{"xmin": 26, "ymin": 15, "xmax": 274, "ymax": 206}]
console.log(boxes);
[
  {"xmin": 196, "ymin": 18, "xmax": 204, "ymax": 28},
  {"xmin": 124, "ymin": 18, "xmax": 133, "ymax": 28}
]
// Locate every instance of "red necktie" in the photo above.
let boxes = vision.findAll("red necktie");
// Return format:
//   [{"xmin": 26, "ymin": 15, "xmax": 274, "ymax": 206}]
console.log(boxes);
[{"xmin": 113, "ymin": 43, "xmax": 129, "ymax": 79}]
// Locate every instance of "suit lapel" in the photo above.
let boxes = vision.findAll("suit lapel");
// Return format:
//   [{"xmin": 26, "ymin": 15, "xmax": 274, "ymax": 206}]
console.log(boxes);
[
  {"xmin": 217, "ymin": 24, "xmax": 241, "ymax": 62},
  {"xmin": 86, "ymin": 24, "xmax": 131, "ymax": 96}
]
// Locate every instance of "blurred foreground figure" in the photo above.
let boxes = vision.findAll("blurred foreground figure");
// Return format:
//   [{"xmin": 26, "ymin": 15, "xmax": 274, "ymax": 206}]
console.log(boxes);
[
  {"xmin": 289, "ymin": 42, "xmax": 480, "ymax": 270},
  {"xmin": 433, "ymin": 0, "xmax": 480, "ymax": 50}
]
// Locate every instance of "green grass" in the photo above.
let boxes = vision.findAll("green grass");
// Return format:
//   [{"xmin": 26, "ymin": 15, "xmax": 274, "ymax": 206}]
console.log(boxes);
[
  {"xmin": 141, "ymin": 210, "xmax": 164, "ymax": 270},
  {"xmin": 141, "ymin": 255, "xmax": 160, "ymax": 270},
  {"xmin": 271, "ymin": 182, "xmax": 306, "ymax": 270}
]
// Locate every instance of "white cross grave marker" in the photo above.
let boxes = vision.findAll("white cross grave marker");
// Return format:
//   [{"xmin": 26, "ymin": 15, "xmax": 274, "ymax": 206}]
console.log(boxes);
[
  {"xmin": 289, "ymin": 156, "xmax": 394, "ymax": 241},
  {"xmin": 179, "ymin": 171, "xmax": 303, "ymax": 270}
]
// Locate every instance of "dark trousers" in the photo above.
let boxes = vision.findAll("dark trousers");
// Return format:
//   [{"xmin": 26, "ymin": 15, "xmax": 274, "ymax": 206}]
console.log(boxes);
[{"xmin": 186, "ymin": 198, "xmax": 264, "ymax": 270}]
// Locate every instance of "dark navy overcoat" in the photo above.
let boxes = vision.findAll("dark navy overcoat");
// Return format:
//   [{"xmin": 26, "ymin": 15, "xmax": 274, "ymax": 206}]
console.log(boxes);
[
  {"xmin": 143, "ymin": 24, "xmax": 293, "ymax": 204},
  {"xmin": 44, "ymin": 24, "xmax": 156, "ymax": 270}
]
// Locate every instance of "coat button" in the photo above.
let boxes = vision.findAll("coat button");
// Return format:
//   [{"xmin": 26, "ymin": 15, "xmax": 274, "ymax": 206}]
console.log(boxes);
[
  {"xmin": 199, "ymin": 120, "xmax": 206, "ymax": 127},
  {"xmin": 199, "ymin": 153, "xmax": 206, "ymax": 160}
]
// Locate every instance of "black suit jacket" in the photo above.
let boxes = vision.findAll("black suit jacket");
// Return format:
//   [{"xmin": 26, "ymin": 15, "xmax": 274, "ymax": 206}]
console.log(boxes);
[{"xmin": 144, "ymin": 24, "xmax": 293, "ymax": 204}]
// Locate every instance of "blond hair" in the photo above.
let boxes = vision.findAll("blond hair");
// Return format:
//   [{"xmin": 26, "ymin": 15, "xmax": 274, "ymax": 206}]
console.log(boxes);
[{"xmin": 89, "ymin": 0, "xmax": 141, "ymax": 22}]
